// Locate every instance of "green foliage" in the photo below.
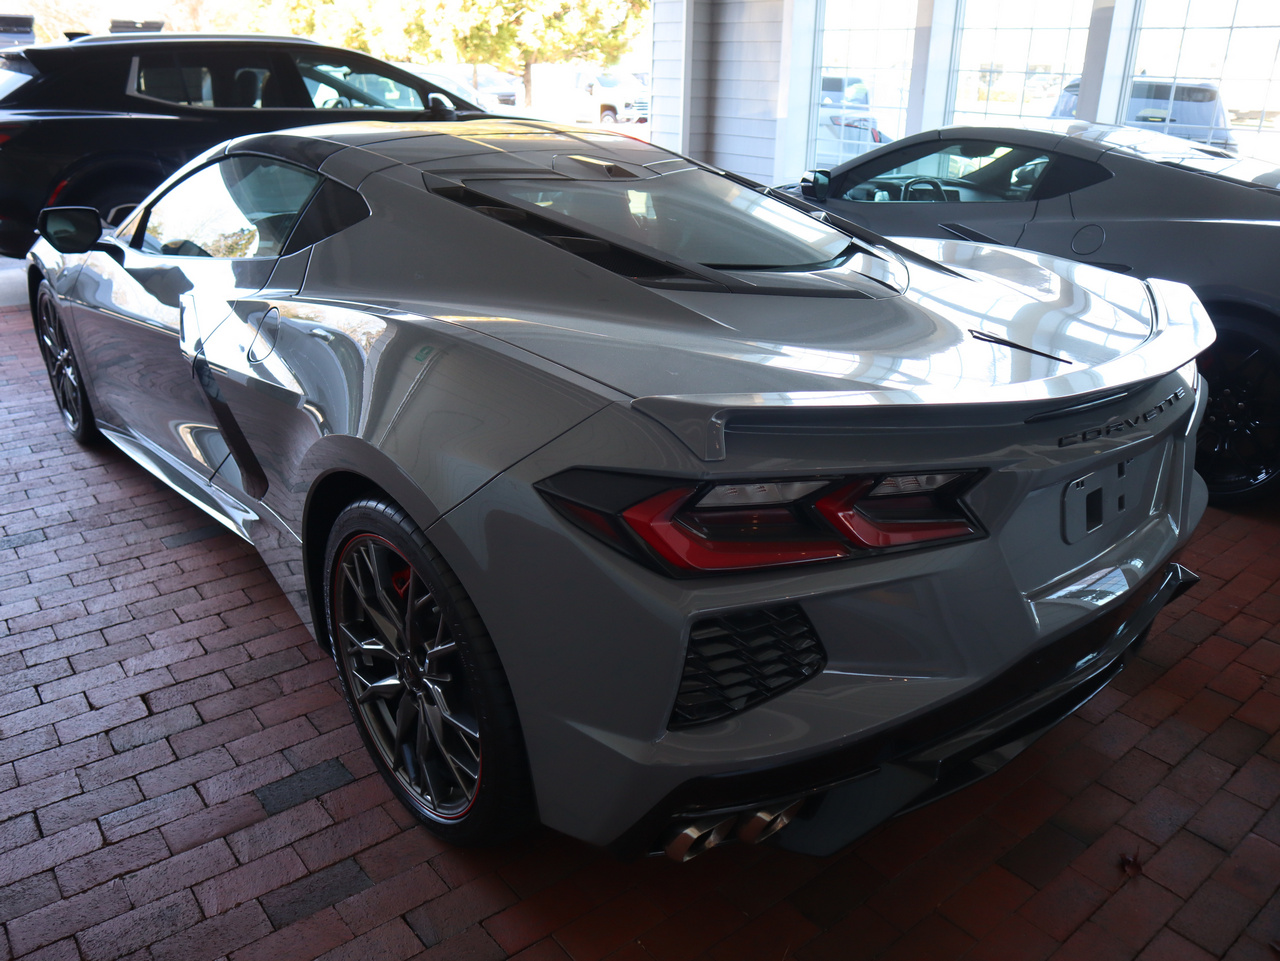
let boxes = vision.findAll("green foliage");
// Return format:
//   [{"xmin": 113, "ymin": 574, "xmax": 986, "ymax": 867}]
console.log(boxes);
[
  {"xmin": 22, "ymin": 0, "xmax": 647, "ymax": 106},
  {"xmin": 451, "ymin": 0, "xmax": 646, "ymax": 70}
]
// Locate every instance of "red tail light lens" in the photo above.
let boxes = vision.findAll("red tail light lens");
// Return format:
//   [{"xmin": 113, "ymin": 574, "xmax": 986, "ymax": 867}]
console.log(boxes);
[{"xmin": 537, "ymin": 469, "xmax": 982, "ymax": 575}]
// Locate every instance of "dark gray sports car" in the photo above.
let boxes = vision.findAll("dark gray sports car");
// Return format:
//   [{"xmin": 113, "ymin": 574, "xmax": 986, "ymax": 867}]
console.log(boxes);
[
  {"xmin": 790, "ymin": 121, "xmax": 1280, "ymax": 503},
  {"xmin": 29, "ymin": 121, "xmax": 1211, "ymax": 859}
]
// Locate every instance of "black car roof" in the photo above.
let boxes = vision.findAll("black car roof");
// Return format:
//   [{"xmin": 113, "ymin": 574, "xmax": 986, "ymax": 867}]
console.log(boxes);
[
  {"xmin": 16, "ymin": 33, "xmax": 320, "ymax": 70},
  {"xmin": 231, "ymin": 121, "xmax": 683, "ymax": 176}
]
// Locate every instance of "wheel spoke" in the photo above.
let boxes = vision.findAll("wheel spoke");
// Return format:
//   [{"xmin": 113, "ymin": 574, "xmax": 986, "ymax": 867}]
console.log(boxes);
[
  {"xmin": 423, "ymin": 701, "xmax": 473, "ymax": 791},
  {"xmin": 356, "ymin": 674, "xmax": 404, "ymax": 703},
  {"xmin": 391, "ymin": 691, "xmax": 416, "ymax": 764},
  {"xmin": 333, "ymin": 531, "xmax": 481, "ymax": 820}
]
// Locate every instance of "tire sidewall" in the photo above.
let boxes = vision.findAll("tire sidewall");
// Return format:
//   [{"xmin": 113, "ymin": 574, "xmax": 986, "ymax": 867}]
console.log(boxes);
[{"xmin": 322, "ymin": 498, "xmax": 531, "ymax": 844}]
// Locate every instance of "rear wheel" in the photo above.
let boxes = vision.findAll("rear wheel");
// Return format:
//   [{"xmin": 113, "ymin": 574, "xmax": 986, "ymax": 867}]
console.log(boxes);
[
  {"xmin": 35, "ymin": 283, "xmax": 98, "ymax": 443},
  {"xmin": 600, "ymin": 108, "xmax": 618, "ymax": 123},
  {"xmin": 1195, "ymin": 318, "xmax": 1280, "ymax": 505},
  {"xmin": 324, "ymin": 498, "xmax": 534, "ymax": 845}
]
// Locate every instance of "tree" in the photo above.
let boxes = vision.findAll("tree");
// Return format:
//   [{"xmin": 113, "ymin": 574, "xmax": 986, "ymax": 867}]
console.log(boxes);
[{"xmin": 450, "ymin": 0, "xmax": 647, "ymax": 106}]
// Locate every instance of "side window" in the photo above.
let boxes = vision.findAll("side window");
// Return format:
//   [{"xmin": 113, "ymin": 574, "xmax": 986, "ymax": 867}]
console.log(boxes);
[
  {"xmin": 293, "ymin": 54, "xmax": 425, "ymax": 109},
  {"xmin": 132, "ymin": 52, "xmax": 287, "ymax": 109},
  {"xmin": 834, "ymin": 141, "xmax": 1052, "ymax": 203},
  {"xmin": 135, "ymin": 54, "xmax": 212, "ymax": 106},
  {"xmin": 137, "ymin": 156, "xmax": 321, "ymax": 259},
  {"xmin": 281, "ymin": 178, "xmax": 372, "ymax": 255}
]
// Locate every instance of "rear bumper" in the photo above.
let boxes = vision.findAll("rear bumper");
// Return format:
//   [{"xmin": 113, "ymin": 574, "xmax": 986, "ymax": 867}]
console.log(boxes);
[{"xmin": 611, "ymin": 560, "xmax": 1197, "ymax": 858}]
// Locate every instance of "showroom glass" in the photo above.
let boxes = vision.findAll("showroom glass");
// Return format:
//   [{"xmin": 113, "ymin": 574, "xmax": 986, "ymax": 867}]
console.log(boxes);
[
  {"xmin": 950, "ymin": 0, "xmax": 1092, "ymax": 127},
  {"xmin": 292, "ymin": 54, "xmax": 424, "ymax": 109},
  {"xmin": 812, "ymin": 1, "xmax": 914, "ymax": 167},
  {"xmin": 477, "ymin": 169, "xmax": 852, "ymax": 269},
  {"xmin": 138, "ymin": 156, "xmax": 320, "ymax": 258},
  {"xmin": 1129, "ymin": 0, "xmax": 1280, "ymax": 161}
]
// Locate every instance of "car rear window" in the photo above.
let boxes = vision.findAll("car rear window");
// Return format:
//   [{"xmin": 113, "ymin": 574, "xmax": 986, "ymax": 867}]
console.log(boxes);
[{"xmin": 475, "ymin": 168, "xmax": 853, "ymax": 270}]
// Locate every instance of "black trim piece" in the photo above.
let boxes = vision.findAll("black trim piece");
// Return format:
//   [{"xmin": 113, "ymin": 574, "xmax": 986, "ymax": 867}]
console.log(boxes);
[
  {"xmin": 969, "ymin": 328, "xmax": 1074, "ymax": 364},
  {"xmin": 940, "ymin": 222, "xmax": 998, "ymax": 245}
]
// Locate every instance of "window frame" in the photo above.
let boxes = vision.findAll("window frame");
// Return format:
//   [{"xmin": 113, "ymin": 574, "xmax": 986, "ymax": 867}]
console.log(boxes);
[{"xmin": 124, "ymin": 153, "xmax": 324, "ymax": 261}]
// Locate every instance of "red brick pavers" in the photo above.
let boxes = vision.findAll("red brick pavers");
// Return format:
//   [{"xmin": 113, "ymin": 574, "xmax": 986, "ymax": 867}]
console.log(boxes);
[{"xmin": 2, "ymin": 296, "xmax": 1278, "ymax": 960}]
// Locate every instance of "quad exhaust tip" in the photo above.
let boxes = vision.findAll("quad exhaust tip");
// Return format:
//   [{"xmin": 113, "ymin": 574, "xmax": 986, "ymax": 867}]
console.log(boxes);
[{"xmin": 662, "ymin": 799, "xmax": 805, "ymax": 861}]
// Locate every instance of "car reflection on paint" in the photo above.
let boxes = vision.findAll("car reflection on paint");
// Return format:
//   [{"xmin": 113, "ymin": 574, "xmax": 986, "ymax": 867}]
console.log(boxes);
[{"xmin": 790, "ymin": 120, "xmax": 1280, "ymax": 504}]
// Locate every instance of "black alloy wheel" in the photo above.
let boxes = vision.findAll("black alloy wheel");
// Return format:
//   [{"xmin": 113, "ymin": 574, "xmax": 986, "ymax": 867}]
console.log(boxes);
[
  {"xmin": 325, "ymin": 498, "xmax": 533, "ymax": 844},
  {"xmin": 1195, "ymin": 324, "xmax": 1280, "ymax": 504},
  {"xmin": 35, "ymin": 283, "xmax": 98, "ymax": 443}
]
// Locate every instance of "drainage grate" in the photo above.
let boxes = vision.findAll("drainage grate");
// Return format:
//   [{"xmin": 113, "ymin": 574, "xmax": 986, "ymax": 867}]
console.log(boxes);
[{"xmin": 669, "ymin": 605, "xmax": 826, "ymax": 729}]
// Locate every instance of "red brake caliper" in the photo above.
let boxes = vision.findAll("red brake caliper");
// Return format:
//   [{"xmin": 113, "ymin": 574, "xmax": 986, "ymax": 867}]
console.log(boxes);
[{"xmin": 391, "ymin": 567, "xmax": 411, "ymax": 598}]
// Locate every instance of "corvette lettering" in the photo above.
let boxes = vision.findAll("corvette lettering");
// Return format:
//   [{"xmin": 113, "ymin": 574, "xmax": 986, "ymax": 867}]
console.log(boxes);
[{"xmin": 1058, "ymin": 387, "xmax": 1187, "ymax": 447}]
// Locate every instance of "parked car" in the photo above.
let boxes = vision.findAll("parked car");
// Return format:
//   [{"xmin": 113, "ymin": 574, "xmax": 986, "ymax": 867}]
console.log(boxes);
[
  {"xmin": 791, "ymin": 121, "xmax": 1280, "ymax": 502},
  {"xmin": 1052, "ymin": 77, "xmax": 1237, "ymax": 154},
  {"xmin": 406, "ymin": 61, "xmax": 525, "ymax": 110},
  {"xmin": 30, "ymin": 120, "xmax": 1209, "ymax": 860},
  {"xmin": 0, "ymin": 32, "xmax": 491, "ymax": 258},
  {"xmin": 815, "ymin": 73, "xmax": 886, "ymax": 167},
  {"xmin": 573, "ymin": 71, "xmax": 648, "ymax": 123}
]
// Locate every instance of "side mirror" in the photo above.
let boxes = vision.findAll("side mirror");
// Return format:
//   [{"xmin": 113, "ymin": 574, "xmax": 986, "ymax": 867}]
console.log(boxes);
[
  {"xmin": 36, "ymin": 206, "xmax": 104, "ymax": 254},
  {"xmin": 428, "ymin": 92, "xmax": 457, "ymax": 122},
  {"xmin": 799, "ymin": 169, "xmax": 831, "ymax": 203}
]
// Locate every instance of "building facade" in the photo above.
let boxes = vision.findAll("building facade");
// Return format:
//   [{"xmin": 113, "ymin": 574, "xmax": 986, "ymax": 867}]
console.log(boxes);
[{"xmin": 650, "ymin": 0, "xmax": 1280, "ymax": 183}]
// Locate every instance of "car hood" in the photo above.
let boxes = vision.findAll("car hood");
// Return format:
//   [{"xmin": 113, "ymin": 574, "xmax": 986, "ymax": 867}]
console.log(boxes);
[{"xmin": 435, "ymin": 238, "xmax": 1208, "ymax": 406}]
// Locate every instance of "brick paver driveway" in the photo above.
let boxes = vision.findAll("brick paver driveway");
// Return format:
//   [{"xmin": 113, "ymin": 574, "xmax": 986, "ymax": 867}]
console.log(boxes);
[{"xmin": 2, "ymin": 292, "xmax": 1279, "ymax": 960}]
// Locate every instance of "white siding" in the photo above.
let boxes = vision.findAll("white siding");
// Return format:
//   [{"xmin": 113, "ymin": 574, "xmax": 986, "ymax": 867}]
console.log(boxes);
[{"xmin": 649, "ymin": 0, "xmax": 785, "ymax": 181}]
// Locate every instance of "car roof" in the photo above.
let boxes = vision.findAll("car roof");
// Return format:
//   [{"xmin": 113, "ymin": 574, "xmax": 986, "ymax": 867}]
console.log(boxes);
[
  {"xmin": 15, "ymin": 32, "xmax": 321, "ymax": 70},
  {"xmin": 888, "ymin": 120, "xmax": 1234, "ymax": 160},
  {"xmin": 231, "ymin": 120, "xmax": 682, "ymax": 176},
  {"xmin": 35, "ymin": 32, "xmax": 317, "ymax": 51}
]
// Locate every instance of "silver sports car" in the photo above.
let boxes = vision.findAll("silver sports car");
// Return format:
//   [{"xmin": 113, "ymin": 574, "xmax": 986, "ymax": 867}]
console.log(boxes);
[
  {"xmin": 30, "ymin": 121, "xmax": 1212, "ymax": 860},
  {"xmin": 790, "ymin": 121, "xmax": 1280, "ymax": 504}
]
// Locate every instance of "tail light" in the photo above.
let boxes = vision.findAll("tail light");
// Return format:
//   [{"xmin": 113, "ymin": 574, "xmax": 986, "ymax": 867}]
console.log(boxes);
[
  {"xmin": 536, "ymin": 468, "xmax": 983, "ymax": 575},
  {"xmin": 0, "ymin": 123, "xmax": 21, "ymax": 148}
]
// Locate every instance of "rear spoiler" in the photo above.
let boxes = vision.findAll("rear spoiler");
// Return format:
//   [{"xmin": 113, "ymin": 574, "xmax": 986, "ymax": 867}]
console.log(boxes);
[{"xmin": 632, "ymin": 278, "xmax": 1214, "ymax": 461}]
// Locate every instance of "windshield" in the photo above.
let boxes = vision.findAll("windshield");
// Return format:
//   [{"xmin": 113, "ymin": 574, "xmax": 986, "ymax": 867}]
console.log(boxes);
[{"xmin": 473, "ymin": 168, "xmax": 853, "ymax": 270}]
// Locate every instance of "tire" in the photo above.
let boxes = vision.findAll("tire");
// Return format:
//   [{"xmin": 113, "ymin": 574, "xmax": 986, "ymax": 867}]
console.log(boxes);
[
  {"xmin": 35, "ymin": 282, "xmax": 99, "ymax": 443},
  {"xmin": 1194, "ymin": 316, "xmax": 1280, "ymax": 505},
  {"xmin": 324, "ymin": 498, "xmax": 535, "ymax": 845},
  {"xmin": 599, "ymin": 108, "xmax": 618, "ymax": 123}
]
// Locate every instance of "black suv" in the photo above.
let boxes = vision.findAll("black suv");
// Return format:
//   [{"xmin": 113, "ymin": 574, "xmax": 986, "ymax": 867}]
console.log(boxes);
[{"xmin": 0, "ymin": 33, "xmax": 489, "ymax": 258}]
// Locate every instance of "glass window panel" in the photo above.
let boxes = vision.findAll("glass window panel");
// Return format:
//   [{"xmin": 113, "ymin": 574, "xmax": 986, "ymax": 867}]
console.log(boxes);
[
  {"xmin": 133, "ymin": 52, "xmax": 282, "ymax": 109},
  {"xmin": 293, "ymin": 54, "xmax": 424, "ymax": 110},
  {"xmin": 810, "ymin": 0, "xmax": 915, "ymax": 166},
  {"xmin": 1177, "ymin": 29, "xmax": 1231, "ymax": 77},
  {"xmin": 957, "ymin": 27, "xmax": 999, "ymax": 72},
  {"xmin": 997, "ymin": 0, "xmax": 1036, "ymax": 30},
  {"xmin": 141, "ymin": 157, "xmax": 320, "ymax": 259},
  {"xmin": 1132, "ymin": 29, "xmax": 1186, "ymax": 77},
  {"xmin": 1234, "ymin": 0, "xmax": 1280, "ymax": 28},
  {"xmin": 948, "ymin": 0, "xmax": 1091, "ymax": 125},
  {"xmin": 964, "ymin": 0, "xmax": 1001, "ymax": 29},
  {"xmin": 1185, "ymin": 0, "xmax": 1230, "ymax": 27},
  {"xmin": 1224, "ymin": 29, "xmax": 1280, "ymax": 82},
  {"xmin": 1142, "ymin": 0, "xmax": 1191, "ymax": 28}
]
